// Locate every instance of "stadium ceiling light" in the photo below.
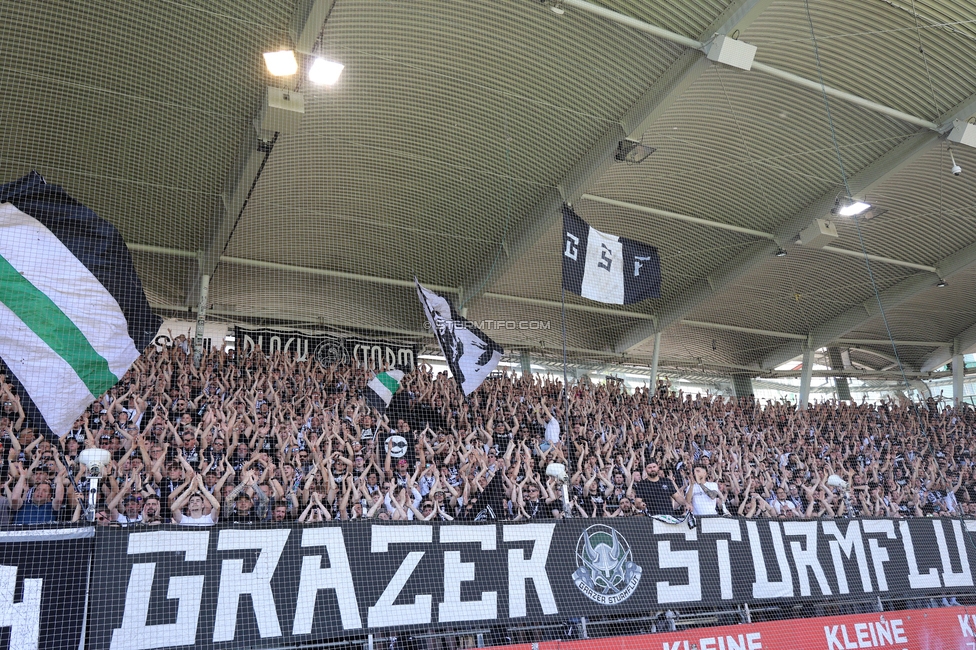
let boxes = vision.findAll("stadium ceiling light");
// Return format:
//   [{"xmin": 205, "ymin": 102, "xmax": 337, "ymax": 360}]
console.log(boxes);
[
  {"xmin": 263, "ymin": 50, "xmax": 298, "ymax": 76},
  {"xmin": 775, "ymin": 248, "xmax": 787, "ymax": 257},
  {"xmin": 836, "ymin": 199, "xmax": 871, "ymax": 216},
  {"xmin": 937, "ymin": 278, "xmax": 948, "ymax": 287},
  {"xmin": 615, "ymin": 139, "xmax": 656, "ymax": 164},
  {"xmin": 308, "ymin": 58, "xmax": 344, "ymax": 85}
]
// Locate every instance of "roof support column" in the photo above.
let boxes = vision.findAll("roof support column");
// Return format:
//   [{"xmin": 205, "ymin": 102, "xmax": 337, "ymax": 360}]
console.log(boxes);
[
  {"xmin": 192, "ymin": 274, "xmax": 211, "ymax": 369},
  {"xmin": 798, "ymin": 348, "xmax": 814, "ymax": 411},
  {"xmin": 649, "ymin": 332, "xmax": 661, "ymax": 393},
  {"xmin": 731, "ymin": 373, "xmax": 754, "ymax": 399},
  {"xmin": 827, "ymin": 347, "xmax": 852, "ymax": 401},
  {"xmin": 520, "ymin": 351, "xmax": 532, "ymax": 377},
  {"xmin": 953, "ymin": 352, "xmax": 965, "ymax": 406}
]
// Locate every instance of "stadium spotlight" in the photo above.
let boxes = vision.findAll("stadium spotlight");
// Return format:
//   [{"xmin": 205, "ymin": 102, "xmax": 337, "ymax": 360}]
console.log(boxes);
[
  {"xmin": 264, "ymin": 50, "xmax": 298, "ymax": 76},
  {"xmin": 835, "ymin": 199, "xmax": 871, "ymax": 216},
  {"xmin": 937, "ymin": 278, "xmax": 948, "ymax": 288},
  {"xmin": 537, "ymin": 0, "xmax": 565, "ymax": 13},
  {"xmin": 309, "ymin": 58, "xmax": 344, "ymax": 85},
  {"xmin": 775, "ymin": 248, "xmax": 787, "ymax": 257},
  {"xmin": 615, "ymin": 139, "xmax": 656, "ymax": 164}
]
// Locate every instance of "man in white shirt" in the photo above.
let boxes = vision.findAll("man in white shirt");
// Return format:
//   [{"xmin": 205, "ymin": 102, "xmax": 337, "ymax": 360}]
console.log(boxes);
[{"xmin": 684, "ymin": 465, "xmax": 725, "ymax": 516}]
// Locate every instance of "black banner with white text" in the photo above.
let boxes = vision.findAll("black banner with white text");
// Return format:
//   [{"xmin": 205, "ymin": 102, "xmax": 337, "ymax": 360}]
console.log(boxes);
[
  {"xmin": 0, "ymin": 528, "xmax": 93, "ymax": 650},
  {"xmin": 233, "ymin": 326, "xmax": 422, "ymax": 371},
  {"xmin": 85, "ymin": 517, "xmax": 976, "ymax": 649}
]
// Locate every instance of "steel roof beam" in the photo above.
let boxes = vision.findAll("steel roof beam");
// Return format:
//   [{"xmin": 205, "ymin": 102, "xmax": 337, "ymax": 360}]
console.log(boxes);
[
  {"xmin": 613, "ymin": 129, "xmax": 944, "ymax": 352},
  {"xmin": 563, "ymin": 0, "xmax": 940, "ymax": 131},
  {"xmin": 582, "ymin": 193, "xmax": 938, "ymax": 273},
  {"xmin": 456, "ymin": 0, "xmax": 776, "ymax": 309},
  {"xmin": 920, "ymin": 323, "xmax": 976, "ymax": 372},
  {"xmin": 184, "ymin": 2, "xmax": 335, "ymax": 307},
  {"xmin": 759, "ymin": 238, "xmax": 976, "ymax": 370}
]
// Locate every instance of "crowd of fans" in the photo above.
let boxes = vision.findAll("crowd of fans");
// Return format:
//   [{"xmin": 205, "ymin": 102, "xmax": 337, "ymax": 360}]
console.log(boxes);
[{"xmin": 0, "ymin": 335, "xmax": 973, "ymax": 526}]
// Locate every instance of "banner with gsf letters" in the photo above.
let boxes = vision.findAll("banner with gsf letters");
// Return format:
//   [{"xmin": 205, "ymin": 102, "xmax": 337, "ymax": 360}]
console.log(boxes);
[{"xmin": 88, "ymin": 518, "xmax": 976, "ymax": 649}]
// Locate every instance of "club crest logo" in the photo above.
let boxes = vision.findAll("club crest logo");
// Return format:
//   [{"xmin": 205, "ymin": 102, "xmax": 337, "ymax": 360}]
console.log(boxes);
[
  {"xmin": 314, "ymin": 340, "xmax": 348, "ymax": 367},
  {"xmin": 572, "ymin": 525, "xmax": 642, "ymax": 605}
]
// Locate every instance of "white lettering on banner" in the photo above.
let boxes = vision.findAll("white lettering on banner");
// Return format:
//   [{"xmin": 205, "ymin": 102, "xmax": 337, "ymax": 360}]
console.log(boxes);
[
  {"xmin": 933, "ymin": 520, "xmax": 973, "ymax": 587},
  {"xmin": 0, "ymin": 566, "xmax": 41, "ymax": 650},
  {"xmin": 700, "ymin": 518, "xmax": 742, "ymax": 600},
  {"xmin": 111, "ymin": 531, "xmax": 209, "ymax": 650},
  {"xmin": 438, "ymin": 526, "xmax": 498, "ymax": 623},
  {"xmin": 293, "ymin": 528, "xmax": 362, "ymax": 633},
  {"xmin": 746, "ymin": 521, "xmax": 793, "ymax": 599},
  {"xmin": 240, "ymin": 335, "xmax": 259, "ymax": 356},
  {"xmin": 285, "ymin": 338, "xmax": 309, "ymax": 361},
  {"xmin": 654, "ymin": 520, "xmax": 700, "ymax": 604},
  {"xmin": 959, "ymin": 613, "xmax": 976, "ymax": 637},
  {"xmin": 664, "ymin": 632, "xmax": 761, "ymax": 650},
  {"xmin": 898, "ymin": 520, "xmax": 941, "ymax": 589},
  {"xmin": 398, "ymin": 348, "xmax": 414, "ymax": 371},
  {"xmin": 656, "ymin": 542, "xmax": 701, "ymax": 603},
  {"xmin": 782, "ymin": 522, "xmax": 831, "ymax": 597},
  {"xmin": 860, "ymin": 520, "xmax": 895, "ymax": 592},
  {"xmin": 212, "ymin": 529, "xmax": 290, "ymax": 642},
  {"xmin": 368, "ymin": 526, "xmax": 433, "ymax": 628},
  {"xmin": 824, "ymin": 618, "xmax": 906, "ymax": 650},
  {"xmin": 503, "ymin": 524, "xmax": 558, "ymax": 617},
  {"xmin": 822, "ymin": 521, "xmax": 872, "ymax": 595}
]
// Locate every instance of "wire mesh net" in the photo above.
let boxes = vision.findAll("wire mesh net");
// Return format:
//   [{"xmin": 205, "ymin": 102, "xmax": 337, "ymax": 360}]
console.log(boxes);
[{"xmin": 3, "ymin": 0, "xmax": 976, "ymax": 649}]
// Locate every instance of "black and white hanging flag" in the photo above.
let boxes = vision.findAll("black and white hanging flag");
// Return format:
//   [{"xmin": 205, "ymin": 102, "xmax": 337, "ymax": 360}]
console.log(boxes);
[
  {"xmin": 0, "ymin": 172, "xmax": 161, "ymax": 435},
  {"xmin": 562, "ymin": 204, "xmax": 661, "ymax": 304},
  {"xmin": 415, "ymin": 279, "xmax": 503, "ymax": 396}
]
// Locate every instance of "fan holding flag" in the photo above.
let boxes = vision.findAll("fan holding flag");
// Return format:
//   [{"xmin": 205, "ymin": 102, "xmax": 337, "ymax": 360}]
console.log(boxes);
[{"xmin": 365, "ymin": 368, "xmax": 404, "ymax": 415}]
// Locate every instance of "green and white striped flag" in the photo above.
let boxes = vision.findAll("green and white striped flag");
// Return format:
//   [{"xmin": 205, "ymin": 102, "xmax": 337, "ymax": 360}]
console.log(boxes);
[
  {"xmin": 0, "ymin": 172, "xmax": 161, "ymax": 436},
  {"xmin": 365, "ymin": 370, "xmax": 404, "ymax": 415}
]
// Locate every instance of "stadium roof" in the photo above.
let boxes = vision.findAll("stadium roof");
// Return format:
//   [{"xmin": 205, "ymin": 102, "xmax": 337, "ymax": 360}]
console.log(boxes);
[{"xmin": 3, "ymin": 0, "xmax": 976, "ymax": 381}]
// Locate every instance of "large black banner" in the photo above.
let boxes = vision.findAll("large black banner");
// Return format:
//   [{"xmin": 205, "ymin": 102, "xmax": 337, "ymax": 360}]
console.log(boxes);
[
  {"xmin": 88, "ymin": 518, "xmax": 976, "ymax": 649},
  {"xmin": 234, "ymin": 327, "xmax": 422, "ymax": 371},
  {"xmin": 0, "ymin": 528, "xmax": 93, "ymax": 650}
]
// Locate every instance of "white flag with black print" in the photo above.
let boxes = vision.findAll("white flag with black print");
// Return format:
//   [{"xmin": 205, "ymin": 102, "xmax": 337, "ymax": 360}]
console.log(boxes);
[
  {"xmin": 415, "ymin": 279, "xmax": 503, "ymax": 396},
  {"xmin": 562, "ymin": 204, "xmax": 661, "ymax": 304}
]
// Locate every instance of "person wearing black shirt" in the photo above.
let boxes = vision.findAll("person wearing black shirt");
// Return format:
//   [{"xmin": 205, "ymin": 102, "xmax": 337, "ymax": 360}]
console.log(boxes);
[
  {"xmin": 521, "ymin": 484, "xmax": 553, "ymax": 519},
  {"xmin": 229, "ymin": 493, "xmax": 258, "ymax": 523},
  {"xmin": 633, "ymin": 461, "xmax": 680, "ymax": 516}
]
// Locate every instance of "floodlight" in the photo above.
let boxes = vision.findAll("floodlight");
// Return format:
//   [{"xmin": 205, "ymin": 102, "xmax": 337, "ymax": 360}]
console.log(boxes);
[
  {"xmin": 775, "ymin": 248, "xmax": 787, "ymax": 257},
  {"xmin": 309, "ymin": 58, "xmax": 344, "ymax": 85},
  {"xmin": 615, "ymin": 139, "xmax": 656, "ymax": 164},
  {"xmin": 937, "ymin": 279, "xmax": 948, "ymax": 288},
  {"xmin": 264, "ymin": 50, "xmax": 298, "ymax": 76},
  {"xmin": 837, "ymin": 201, "xmax": 871, "ymax": 216}
]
